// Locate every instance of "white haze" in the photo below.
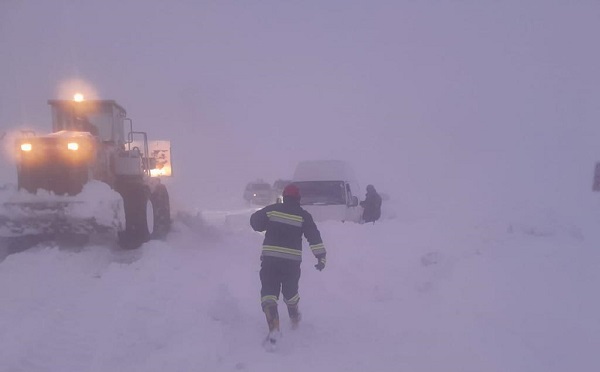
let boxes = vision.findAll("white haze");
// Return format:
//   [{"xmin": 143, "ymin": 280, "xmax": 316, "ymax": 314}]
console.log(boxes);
[
  {"xmin": 1, "ymin": 2, "xmax": 600, "ymax": 370},
  {"xmin": 1, "ymin": 1, "xmax": 599, "ymax": 213}
]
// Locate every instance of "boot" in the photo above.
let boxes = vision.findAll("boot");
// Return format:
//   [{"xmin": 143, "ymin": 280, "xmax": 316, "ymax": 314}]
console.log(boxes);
[
  {"xmin": 263, "ymin": 304, "xmax": 281, "ymax": 347},
  {"xmin": 287, "ymin": 304, "xmax": 302, "ymax": 329},
  {"xmin": 264, "ymin": 304, "xmax": 280, "ymax": 333}
]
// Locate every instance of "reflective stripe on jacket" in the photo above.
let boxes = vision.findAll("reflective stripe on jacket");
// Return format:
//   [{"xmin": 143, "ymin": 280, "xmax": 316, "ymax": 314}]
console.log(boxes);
[{"xmin": 250, "ymin": 200, "xmax": 325, "ymax": 262}]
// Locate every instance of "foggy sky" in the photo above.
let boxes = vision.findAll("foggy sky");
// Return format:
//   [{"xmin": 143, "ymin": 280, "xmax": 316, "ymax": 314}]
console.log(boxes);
[{"xmin": 1, "ymin": 0, "xmax": 599, "ymax": 211}]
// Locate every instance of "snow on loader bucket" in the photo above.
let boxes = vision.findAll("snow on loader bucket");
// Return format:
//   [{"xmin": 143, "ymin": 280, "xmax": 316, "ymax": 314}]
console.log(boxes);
[{"xmin": 0, "ymin": 181, "xmax": 125, "ymax": 238}]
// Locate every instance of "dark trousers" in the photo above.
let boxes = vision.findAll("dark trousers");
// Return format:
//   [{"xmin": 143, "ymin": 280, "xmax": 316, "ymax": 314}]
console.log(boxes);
[{"xmin": 260, "ymin": 257, "xmax": 301, "ymax": 309}]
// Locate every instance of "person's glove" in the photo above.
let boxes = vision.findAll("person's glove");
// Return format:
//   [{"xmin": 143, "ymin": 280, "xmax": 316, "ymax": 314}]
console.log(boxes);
[{"xmin": 314, "ymin": 255, "xmax": 326, "ymax": 271}]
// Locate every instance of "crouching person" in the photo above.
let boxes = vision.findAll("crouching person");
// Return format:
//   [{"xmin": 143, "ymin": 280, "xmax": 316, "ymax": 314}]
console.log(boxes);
[{"xmin": 360, "ymin": 184, "xmax": 382, "ymax": 223}]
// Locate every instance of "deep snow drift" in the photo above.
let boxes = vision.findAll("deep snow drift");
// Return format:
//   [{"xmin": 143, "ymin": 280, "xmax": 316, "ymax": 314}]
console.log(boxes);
[{"xmin": 1, "ymin": 195, "xmax": 599, "ymax": 372}]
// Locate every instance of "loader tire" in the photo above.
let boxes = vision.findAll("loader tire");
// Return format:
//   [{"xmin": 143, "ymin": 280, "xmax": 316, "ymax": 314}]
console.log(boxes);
[
  {"xmin": 118, "ymin": 184, "xmax": 152, "ymax": 249},
  {"xmin": 150, "ymin": 184, "xmax": 170, "ymax": 240}
]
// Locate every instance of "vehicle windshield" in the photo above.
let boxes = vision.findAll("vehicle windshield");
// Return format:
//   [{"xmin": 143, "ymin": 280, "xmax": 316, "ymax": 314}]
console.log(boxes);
[
  {"xmin": 294, "ymin": 181, "xmax": 346, "ymax": 205},
  {"xmin": 247, "ymin": 183, "xmax": 270, "ymax": 191},
  {"xmin": 51, "ymin": 104, "xmax": 114, "ymax": 140}
]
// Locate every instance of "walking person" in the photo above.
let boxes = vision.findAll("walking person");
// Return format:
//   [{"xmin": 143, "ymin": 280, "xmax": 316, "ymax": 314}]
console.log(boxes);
[{"xmin": 250, "ymin": 184, "xmax": 326, "ymax": 348}]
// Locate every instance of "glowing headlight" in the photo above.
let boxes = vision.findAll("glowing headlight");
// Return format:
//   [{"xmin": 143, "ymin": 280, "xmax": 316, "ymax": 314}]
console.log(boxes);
[
  {"xmin": 21, "ymin": 143, "xmax": 32, "ymax": 152},
  {"xmin": 150, "ymin": 168, "xmax": 165, "ymax": 177},
  {"xmin": 150, "ymin": 165, "xmax": 172, "ymax": 177},
  {"xmin": 67, "ymin": 142, "xmax": 79, "ymax": 151}
]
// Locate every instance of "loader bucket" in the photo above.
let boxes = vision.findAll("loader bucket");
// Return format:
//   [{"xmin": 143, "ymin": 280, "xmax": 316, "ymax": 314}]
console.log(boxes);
[
  {"xmin": 0, "ymin": 201, "xmax": 121, "ymax": 237},
  {"xmin": 0, "ymin": 182, "xmax": 125, "ymax": 238}
]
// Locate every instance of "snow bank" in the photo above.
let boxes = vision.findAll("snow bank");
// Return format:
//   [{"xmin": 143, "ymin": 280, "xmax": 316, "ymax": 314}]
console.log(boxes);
[{"xmin": 1, "ymin": 200, "xmax": 599, "ymax": 371}]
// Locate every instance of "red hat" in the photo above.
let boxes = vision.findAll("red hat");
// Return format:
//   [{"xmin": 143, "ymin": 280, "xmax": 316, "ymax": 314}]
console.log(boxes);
[{"xmin": 282, "ymin": 184, "xmax": 300, "ymax": 198}]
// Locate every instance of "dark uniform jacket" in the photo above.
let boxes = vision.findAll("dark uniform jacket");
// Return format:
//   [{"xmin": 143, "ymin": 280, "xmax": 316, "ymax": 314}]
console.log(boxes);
[
  {"xmin": 360, "ymin": 189, "xmax": 382, "ymax": 223},
  {"xmin": 250, "ymin": 199, "xmax": 326, "ymax": 262}
]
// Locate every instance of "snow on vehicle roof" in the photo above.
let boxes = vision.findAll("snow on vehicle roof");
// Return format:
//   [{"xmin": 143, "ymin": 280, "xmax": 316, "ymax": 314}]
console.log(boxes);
[{"xmin": 293, "ymin": 160, "xmax": 357, "ymax": 182}]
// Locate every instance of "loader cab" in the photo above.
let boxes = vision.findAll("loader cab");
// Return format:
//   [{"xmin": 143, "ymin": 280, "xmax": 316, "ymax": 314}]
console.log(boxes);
[{"xmin": 48, "ymin": 100, "xmax": 127, "ymax": 145}]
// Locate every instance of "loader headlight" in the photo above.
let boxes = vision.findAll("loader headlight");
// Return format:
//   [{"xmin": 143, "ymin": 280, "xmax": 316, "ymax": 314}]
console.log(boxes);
[
  {"xmin": 21, "ymin": 143, "xmax": 32, "ymax": 152},
  {"xmin": 67, "ymin": 142, "xmax": 79, "ymax": 151}
]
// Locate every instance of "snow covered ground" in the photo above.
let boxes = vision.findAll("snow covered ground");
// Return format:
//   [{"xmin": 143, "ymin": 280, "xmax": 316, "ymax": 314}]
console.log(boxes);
[{"xmin": 1, "ymin": 194, "xmax": 599, "ymax": 372}]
